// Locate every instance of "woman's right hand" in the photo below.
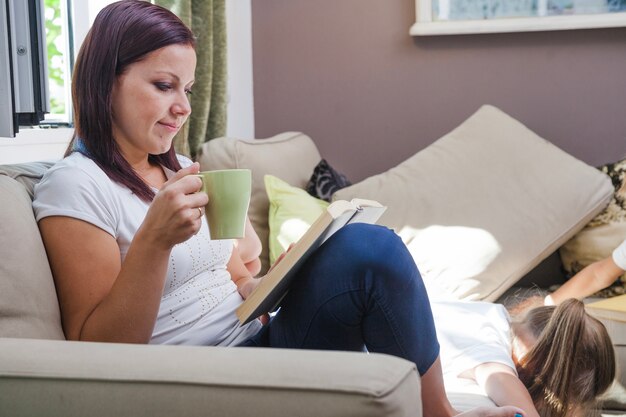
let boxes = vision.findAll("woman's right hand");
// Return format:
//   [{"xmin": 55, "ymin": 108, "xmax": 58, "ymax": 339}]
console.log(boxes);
[{"xmin": 137, "ymin": 162, "xmax": 209, "ymax": 250}]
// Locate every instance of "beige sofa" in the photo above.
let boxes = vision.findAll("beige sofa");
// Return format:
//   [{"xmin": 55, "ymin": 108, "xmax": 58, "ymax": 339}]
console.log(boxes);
[
  {"xmin": 1, "ymin": 105, "xmax": 624, "ymax": 415},
  {"xmin": 0, "ymin": 142, "xmax": 421, "ymax": 416}
]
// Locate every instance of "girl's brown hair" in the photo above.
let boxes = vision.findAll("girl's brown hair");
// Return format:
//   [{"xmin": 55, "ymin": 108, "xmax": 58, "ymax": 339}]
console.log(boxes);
[
  {"xmin": 515, "ymin": 299, "xmax": 616, "ymax": 417},
  {"xmin": 66, "ymin": 0, "xmax": 196, "ymax": 201}
]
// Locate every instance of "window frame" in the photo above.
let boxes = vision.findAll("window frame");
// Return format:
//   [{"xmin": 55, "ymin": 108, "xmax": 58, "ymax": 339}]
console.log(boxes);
[{"xmin": 0, "ymin": 0, "xmax": 86, "ymax": 158}]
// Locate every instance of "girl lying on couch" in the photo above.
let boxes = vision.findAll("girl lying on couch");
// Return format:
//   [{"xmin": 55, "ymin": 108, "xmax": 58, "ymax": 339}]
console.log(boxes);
[
  {"xmin": 32, "ymin": 2, "xmax": 614, "ymax": 417},
  {"xmin": 430, "ymin": 298, "xmax": 615, "ymax": 417}
]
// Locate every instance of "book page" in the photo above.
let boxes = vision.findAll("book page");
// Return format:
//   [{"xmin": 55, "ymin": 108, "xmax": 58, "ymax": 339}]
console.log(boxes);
[{"xmin": 348, "ymin": 199, "xmax": 387, "ymax": 226}]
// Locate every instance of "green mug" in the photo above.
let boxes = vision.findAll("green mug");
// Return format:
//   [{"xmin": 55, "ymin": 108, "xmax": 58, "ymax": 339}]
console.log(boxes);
[{"xmin": 194, "ymin": 169, "xmax": 251, "ymax": 240}]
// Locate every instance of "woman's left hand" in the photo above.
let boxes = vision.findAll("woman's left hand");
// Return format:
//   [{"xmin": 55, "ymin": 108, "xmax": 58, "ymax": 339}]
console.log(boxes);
[
  {"xmin": 228, "ymin": 246, "xmax": 270, "ymax": 325},
  {"xmin": 237, "ymin": 276, "xmax": 270, "ymax": 325},
  {"xmin": 238, "ymin": 275, "xmax": 261, "ymax": 300}
]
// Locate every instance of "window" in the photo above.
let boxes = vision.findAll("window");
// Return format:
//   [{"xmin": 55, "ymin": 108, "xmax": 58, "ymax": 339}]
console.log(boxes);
[
  {"xmin": 0, "ymin": 0, "xmax": 84, "ymax": 163},
  {"xmin": 0, "ymin": 0, "xmax": 49, "ymax": 137},
  {"xmin": 0, "ymin": 0, "xmax": 75, "ymax": 138},
  {"xmin": 411, "ymin": 0, "xmax": 626, "ymax": 35},
  {"xmin": 43, "ymin": 0, "xmax": 72, "ymax": 124}
]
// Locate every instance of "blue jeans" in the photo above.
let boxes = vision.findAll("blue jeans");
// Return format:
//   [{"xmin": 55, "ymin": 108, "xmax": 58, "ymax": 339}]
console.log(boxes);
[{"xmin": 239, "ymin": 223, "xmax": 439, "ymax": 376}]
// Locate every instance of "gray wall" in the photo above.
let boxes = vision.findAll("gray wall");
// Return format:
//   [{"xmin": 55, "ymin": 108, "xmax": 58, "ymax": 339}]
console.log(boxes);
[{"xmin": 252, "ymin": 0, "xmax": 626, "ymax": 183}]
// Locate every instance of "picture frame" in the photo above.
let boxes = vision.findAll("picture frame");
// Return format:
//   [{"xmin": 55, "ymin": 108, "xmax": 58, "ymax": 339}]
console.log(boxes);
[{"xmin": 411, "ymin": 0, "xmax": 626, "ymax": 35}]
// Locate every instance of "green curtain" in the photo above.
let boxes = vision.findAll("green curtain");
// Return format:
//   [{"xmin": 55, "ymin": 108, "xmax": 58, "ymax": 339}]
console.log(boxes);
[{"xmin": 153, "ymin": 0, "xmax": 227, "ymax": 159}]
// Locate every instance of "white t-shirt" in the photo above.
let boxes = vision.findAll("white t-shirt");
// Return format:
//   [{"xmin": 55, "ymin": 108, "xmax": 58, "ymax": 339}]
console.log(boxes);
[
  {"xmin": 612, "ymin": 239, "xmax": 626, "ymax": 271},
  {"xmin": 431, "ymin": 300, "xmax": 515, "ymax": 379},
  {"xmin": 33, "ymin": 152, "xmax": 262, "ymax": 346}
]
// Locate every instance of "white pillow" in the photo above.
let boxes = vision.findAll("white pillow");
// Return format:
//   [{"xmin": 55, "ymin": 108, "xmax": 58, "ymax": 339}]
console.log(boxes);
[{"xmin": 333, "ymin": 105, "xmax": 613, "ymax": 302}]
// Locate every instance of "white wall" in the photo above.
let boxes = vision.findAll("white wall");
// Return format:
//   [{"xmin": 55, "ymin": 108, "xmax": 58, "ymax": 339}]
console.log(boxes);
[
  {"xmin": 226, "ymin": 0, "xmax": 255, "ymax": 139},
  {"xmin": 0, "ymin": 0, "xmax": 255, "ymax": 164}
]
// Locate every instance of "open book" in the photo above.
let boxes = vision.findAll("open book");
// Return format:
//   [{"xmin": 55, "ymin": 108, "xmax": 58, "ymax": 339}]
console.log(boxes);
[
  {"xmin": 236, "ymin": 198, "xmax": 387, "ymax": 325},
  {"xmin": 586, "ymin": 294, "xmax": 626, "ymax": 323}
]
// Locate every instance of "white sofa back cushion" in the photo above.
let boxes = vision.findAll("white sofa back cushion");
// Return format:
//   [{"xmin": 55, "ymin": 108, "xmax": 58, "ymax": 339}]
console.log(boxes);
[
  {"xmin": 334, "ymin": 105, "xmax": 613, "ymax": 302},
  {"xmin": 0, "ymin": 163, "xmax": 64, "ymax": 340},
  {"xmin": 198, "ymin": 132, "xmax": 321, "ymax": 274}
]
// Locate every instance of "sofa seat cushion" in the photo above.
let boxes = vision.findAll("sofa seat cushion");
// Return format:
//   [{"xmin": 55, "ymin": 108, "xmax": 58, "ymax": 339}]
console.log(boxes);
[
  {"xmin": 198, "ymin": 132, "xmax": 322, "ymax": 274},
  {"xmin": 334, "ymin": 105, "xmax": 613, "ymax": 302},
  {"xmin": 0, "ymin": 338, "xmax": 422, "ymax": 417},
  {"xmin": 0, "ymin": 174, "xmax": 64, "ymax": 339}
]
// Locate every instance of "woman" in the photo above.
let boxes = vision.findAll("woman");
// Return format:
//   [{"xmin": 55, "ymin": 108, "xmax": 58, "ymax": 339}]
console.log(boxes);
[{"xmin": 32, "ymin": 2, "xmax": 609, "ymax": 416}]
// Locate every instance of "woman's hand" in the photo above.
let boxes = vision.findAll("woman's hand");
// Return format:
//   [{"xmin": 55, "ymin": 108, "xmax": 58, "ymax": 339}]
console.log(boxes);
[
  {"xmin": 237, "ymin": 275, "xmax": 262, "ymax": 300},
  {"xmin": 234, "ymin": 217, "xmax": 263, "ymax": 277},
  {"xmin": 240, "ymin": 277, "xmax": 269, "ymax": 325},
  {"xmin": 137, "ymin": 163, "xmax": 208, "ymax": 250},
  {"xmin": 268, "ymin": 243, "xmax": 296, "ymax": 272},
  {"xmin": 228, "ymin": 245, "xmax": 269, "ymax": 324}
]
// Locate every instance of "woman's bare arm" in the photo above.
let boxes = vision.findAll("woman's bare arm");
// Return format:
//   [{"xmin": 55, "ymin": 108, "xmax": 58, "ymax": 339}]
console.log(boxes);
[
  {"xmin": 41, "ymin": 217, "xmax": 171, "ymax": 343},
  {"xmin": 39, "ymin": 165, "xmax": 206, "ymax": 343},
  {"xmin": 234, "ymin": 217, "xmax": 262, "ymax": 276}
]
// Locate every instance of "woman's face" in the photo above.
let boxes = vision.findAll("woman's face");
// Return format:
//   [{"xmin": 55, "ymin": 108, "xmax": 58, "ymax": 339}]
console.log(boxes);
[{"xmin": 111, "ymin": 44, "xmax": 196, "ymax": 161}]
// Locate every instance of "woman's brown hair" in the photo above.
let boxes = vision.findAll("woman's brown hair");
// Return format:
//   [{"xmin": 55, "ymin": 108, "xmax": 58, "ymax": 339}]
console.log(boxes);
[
  {"xmin": 515, "ymin": 299, "xmax": 616, "ymax": 417},
  {"xmin": 66, "ymin": 0, "xmax": 196, "ymax": 201}
]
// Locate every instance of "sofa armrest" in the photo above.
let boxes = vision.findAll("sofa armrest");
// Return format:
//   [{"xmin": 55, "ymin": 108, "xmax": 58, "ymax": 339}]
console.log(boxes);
[{"xmin": 0, "ymin": 338, "xmax": 421, "ymax": 417}]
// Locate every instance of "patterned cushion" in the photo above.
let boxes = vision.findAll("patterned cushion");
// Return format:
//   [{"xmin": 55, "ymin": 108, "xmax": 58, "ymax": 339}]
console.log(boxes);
[
  {"xmin": 560, "ymin": 158, "xmax": 626, "ymax": 297},
  {"xmin": 306, "ymin": 159, "xmax": 351, "ymax": 202}
]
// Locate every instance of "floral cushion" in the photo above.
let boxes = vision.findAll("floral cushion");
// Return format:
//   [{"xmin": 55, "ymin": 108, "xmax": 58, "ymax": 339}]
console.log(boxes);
[
  {"xmin": 560, "ymin": 157, "xmax": 626, "ymax": 297},
  {"xmin": 306, "ymin": 159, "xmax": 351, "ymax": 202}
]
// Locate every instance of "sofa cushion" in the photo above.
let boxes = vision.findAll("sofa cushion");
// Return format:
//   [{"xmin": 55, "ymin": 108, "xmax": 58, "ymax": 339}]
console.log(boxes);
[
  {"xmin": 265, "ymin": 174, "xmax": 329, "ymax": 265},
  {"xmin": 197, "ymin": 132, "xmax": 321, "ymax": 274},
  {"xmin": 0, "ymin": 172, "xmax": 64, "ymax": 340},
  {"xmin": 0, "ymin": 338, "xmax": 422, "ymax": 417},
  {"xmin": 560, "ymin": 157, "xmax": 626, "ymax": 297},
  {"xmin": 333, "ymin": 105, "xmax": 614, "ymax": 302},
  {"xmin": 0, "ymin": 160, "xmax": 55, "ymax": 198}
]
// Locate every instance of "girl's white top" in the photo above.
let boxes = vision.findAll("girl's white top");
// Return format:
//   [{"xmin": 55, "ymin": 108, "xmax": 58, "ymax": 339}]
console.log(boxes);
[
  {"xmin": 612, "ymin": 239, "xmax": 626, "ymax": 270},
  {"xmin": 432, "ymin": 300, "xmax": 515, "ymax": 379}
]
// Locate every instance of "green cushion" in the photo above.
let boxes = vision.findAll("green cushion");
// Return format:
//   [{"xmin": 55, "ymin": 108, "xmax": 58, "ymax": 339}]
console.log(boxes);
[{"xmin": 265, "ymin": 175, "xmax": 328, "ymax": 266}]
